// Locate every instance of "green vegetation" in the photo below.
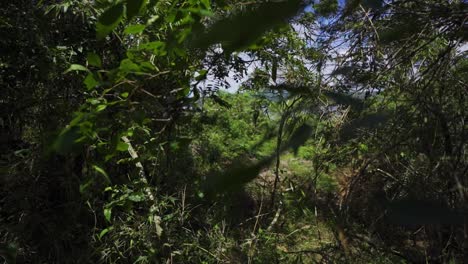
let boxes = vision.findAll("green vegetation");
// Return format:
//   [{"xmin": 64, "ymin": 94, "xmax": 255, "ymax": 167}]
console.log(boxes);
[{"xmin": 1, "ymin": 0, "xmax": 467, "ymax": 263}]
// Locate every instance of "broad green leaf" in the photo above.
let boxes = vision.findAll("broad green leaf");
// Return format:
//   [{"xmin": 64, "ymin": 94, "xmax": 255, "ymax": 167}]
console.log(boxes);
[
  {"xmin": 139, "ymin": 61, "xmax": 155, "ymax": 71},
  {"xmin": 126, "ymin": 0, "xmax": 146, "ymax": 20},
  {"xmin": 140, "ymin": 41, "xmax": 166, "ymax": 55},
  {"xmin": 191, "ymin": 0, "xmax": 303, "ymax": 51},
  {"xmin": 103, "ymin": 208, "xmax": 112, "ymax": 222},
  {"xmin": 87, "ymin": 52, "xmax": 102, "ymax": 68},
  {"xmin": 99, "ymin": 3, "xmax": 124, "ymax": 26},
  {"xmin": 84, "ymin": 73, "xmax": 99, "ymax": 90},
  {"xmin": 124, "ymin": 24, "xmax": 146, "ymax": 34},
  {"xmin": 119, "ymin": 59, "xmax": 140, "ymax": 72},
  {"xmin": 64, "ymin": 64, "xmax": 89, "ymax": 74},
  {"xmin": 96, "ymin": 104, "xmax": 107, "ymax": 112},
  {"xmin": 96, "ymin": 3, "xmax": 124, "ymax": 40},
  {"xmin": 116, "ymin": 141, "xmax": 129, "ymax": 151}
]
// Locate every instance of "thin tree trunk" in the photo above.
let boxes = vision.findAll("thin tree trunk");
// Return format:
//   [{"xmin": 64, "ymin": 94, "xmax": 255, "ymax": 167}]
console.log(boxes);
[{"xmin": 270, "ymin": 113, "xmax": 287, "ymax": 207}]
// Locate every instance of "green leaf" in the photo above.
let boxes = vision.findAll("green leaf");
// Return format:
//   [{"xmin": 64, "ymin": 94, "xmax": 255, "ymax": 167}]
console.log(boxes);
[
  {"xmin": 84, "ymin": 73, "xmax": 99, "ymax": 90},
  {"xmin": 126, "ymin": 0, "xmax": 146, "ymax": 20},
  {"xmin": 139, "ymin": 61, "xmax": 155, "ymax": 71},
  {"xmin": 87, "ymin": 52, "xmax": 102, "ymax": 68},
  {"xmin": 79, "ymin": 178, "xmax": 94, "ymax": 194},
  {"xmin": 96, "ymin": 3, "xmax": 124, "ymax": 40},
  {"xmin": 64, "ymin": 64, "xmax": 89, "ymax": 74},
  {"xmin": 103, "ymin": 208, "xmax": 112, "ymax": 222},
  {"xmin": 93, "ymin": 164, "xmax": 111, "ymax": 183},
  {"xmin": 128, "ymin": 193, "xmax": 144, "ymax": 202},
  {"xmin": 124, "ymin": 24, "xmax": 146, "ymax": 34},
  {"xmin": 140, "ymin": 41, "xmax": 166, "ymax": 55},
  {"xmin": 119, "ymin": 59, "xmax": 140, "ymax": 73},
  {"xmin": 96, "ymin": 104, "xmax": 107, "ymax": 112},
  {"xmin": 98, "ymin": 227, "xmax": 113, "ymax": 239},
  {"xmin": 116, "ymin": 141, "xmax": 129, "ymax": 151},
  {"xmin": 99, "ymin": 3, "xmax": 125, "ymax": 26},
  {"xmin": 191, "ymin": 0, "xmax": 303, "ymax": 51}
]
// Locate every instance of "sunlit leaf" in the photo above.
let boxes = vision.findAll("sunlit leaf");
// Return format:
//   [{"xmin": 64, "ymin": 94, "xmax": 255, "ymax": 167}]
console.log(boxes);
[
  {"xmin": 116, "ymin": 141, "xmax": 129, "ymax": 151},
  {"xmin": 124, "ymin": 24, "xmax": 146, "ymax": 34},
  {"xmin": 64, "ymin": 64, "xmax": 89, "ymax": 74},
  {"xmin": 96, "ymin": 104, "xmax": 107, "ymax": 112},
  {"xmin": 128, "ymin": 193, "xmax": 144, "ymax": 202},
  {"xmin": 93, "ymin": 164, "xmax": 111, "ymax": 183},
  {"xmin": 103, "ymin": 208, "xmax": 112, "ymax": 222},
  {"xmin": 140, "ymin": 41, "xmax": 166, "ymax": 55}
]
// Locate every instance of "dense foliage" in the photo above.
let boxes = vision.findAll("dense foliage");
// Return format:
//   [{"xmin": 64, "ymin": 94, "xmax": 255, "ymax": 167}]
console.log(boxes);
[{"xmin": 1, "ymin": 0, "xmax": 467, "ymax": 263}]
